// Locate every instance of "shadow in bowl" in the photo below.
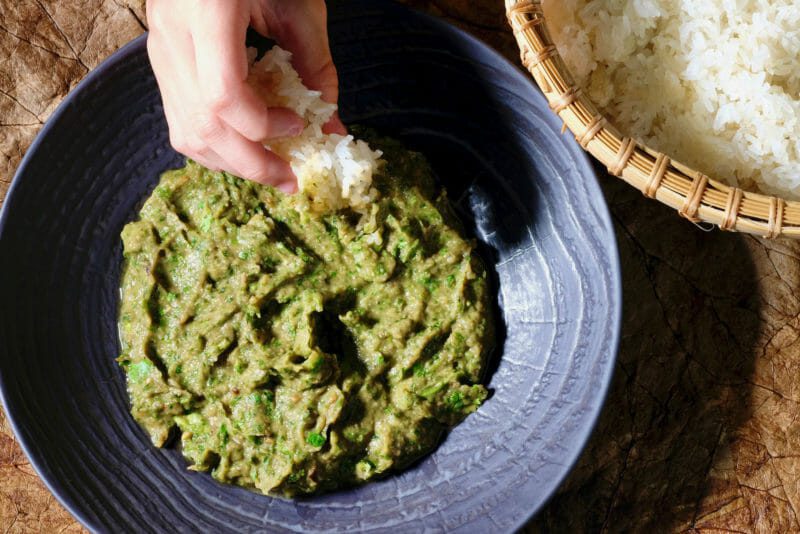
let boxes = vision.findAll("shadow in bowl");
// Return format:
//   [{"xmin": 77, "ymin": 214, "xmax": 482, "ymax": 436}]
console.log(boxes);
[
  {"xmin": 0, "ymin": 1, "xmax": 621, "ymax": 532},
  {"xmin": 530, "ymin": 167, "xmax": 759, "ymax": 532}
]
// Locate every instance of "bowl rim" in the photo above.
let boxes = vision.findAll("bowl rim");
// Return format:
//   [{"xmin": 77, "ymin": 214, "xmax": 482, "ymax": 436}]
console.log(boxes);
[
  {"xmin": 505, "ymin": 0, "xmax": 800, "ymax": 239},
  {"xmin": 0, "ymin": 9, "xmax": 622, "ymax": 530},
  {"xmin": 0, "ymin": 33, "xmax": 150, "ymax": 534}
]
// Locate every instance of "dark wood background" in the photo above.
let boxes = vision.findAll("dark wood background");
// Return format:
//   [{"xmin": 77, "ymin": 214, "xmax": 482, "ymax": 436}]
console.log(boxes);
[{"xmin": 2, "ymin": 1, "xmax": 799, "ymax": 531}]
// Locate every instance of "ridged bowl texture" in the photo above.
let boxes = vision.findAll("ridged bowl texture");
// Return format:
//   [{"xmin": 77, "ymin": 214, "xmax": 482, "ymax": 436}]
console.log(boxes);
[{"xmin": 0, "ymin": 1, "xmax": 621, "ymax": 531}]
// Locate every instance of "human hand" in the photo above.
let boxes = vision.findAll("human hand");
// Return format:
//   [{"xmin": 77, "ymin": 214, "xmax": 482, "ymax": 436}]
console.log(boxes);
[{"xmin": 146, "ymin": 0, "xmax": 346, "ymax": 192}]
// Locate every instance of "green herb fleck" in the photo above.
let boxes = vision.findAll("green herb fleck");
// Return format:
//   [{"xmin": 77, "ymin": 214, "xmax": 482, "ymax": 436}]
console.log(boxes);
[
  {"xmin": 419, "ymin": 382, "xmax": 445, "ymax": 399},
  {"xmin": 288, "ymin": 468, "xmax": 306, "ymax": 482},
  {"xmin": 155, "ymin": 186, "xmax": 171, "ymax": 200},
  {"xmin": 446, "ymin": 391, "xmax": 465, "ymax": 411},
  {"xmin": 296, "ymin": 248, "xmax": 312, "ymax": 263},
  {"xmin": 310, "ymin": 355, "xmax": 324, "ymax": 373},
  {"xmin": 421, "ymin": 276, "xmax": 439, "ymax": 292},
  {"xmin": 128, "ymin": 360, "xmax": 153, "ymax": 384},
  {"xmin": 306, "ymin": 432, "xmax": 326, "ymax": 447},
  {"xmin": 199, "ymin": 215, "xmax": 213, "ymax": 233}
]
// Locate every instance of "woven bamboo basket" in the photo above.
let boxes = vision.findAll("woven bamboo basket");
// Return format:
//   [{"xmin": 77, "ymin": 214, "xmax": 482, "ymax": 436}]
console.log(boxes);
[{"xmin": 505, "ymin": 0, "xmax": 800, "ymax": 238}]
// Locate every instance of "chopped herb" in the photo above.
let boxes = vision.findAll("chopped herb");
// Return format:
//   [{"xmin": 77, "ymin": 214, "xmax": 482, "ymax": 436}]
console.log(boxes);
[
  {"xmin": 419, "ymin": 382, "xmax": 445, "ymax": 399},
  {"xmin": 306, "ymin": 432, "xmax": 326, "ymax": 447},
  {"xmin": 155, "ymin": 186, "xmax": 171, "ymax": 200},
  {"xmin": 287, "ymin": 468, "xmax": 306, "ymax": 482},
  {"xmin": 446, "ymin": 391, "xmax": 465, "ymax": 411},
  {"xmin": 310, "ymin": 355, "xmax": 324, "ymax": 373},
  {"xmin": 199, "ymin": 214, "xmax": 213, "ymax": 233},
  {"xmin": 421, "ymin": 276, "xmax": 439, "ymax": 292},
  {"xmin": 128, "ymin": 360, "xmax": 153, "ymax": 384}
]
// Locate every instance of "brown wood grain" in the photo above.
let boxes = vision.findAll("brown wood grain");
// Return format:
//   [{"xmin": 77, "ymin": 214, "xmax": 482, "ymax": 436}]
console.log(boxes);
[{"xmin": 2, "ymin": 1, "xmax": 798, "ymax": 531}]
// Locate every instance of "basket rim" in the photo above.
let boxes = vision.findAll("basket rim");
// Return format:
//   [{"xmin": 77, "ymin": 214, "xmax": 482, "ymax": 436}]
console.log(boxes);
[{"xmin": 505, "ymin": 0, "xmax": 800, "ymax": 238}]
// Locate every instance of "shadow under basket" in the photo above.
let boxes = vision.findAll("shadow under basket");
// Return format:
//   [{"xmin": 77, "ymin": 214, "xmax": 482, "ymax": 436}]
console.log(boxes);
[{"xmin": 505, "ymin": 0, "xmax": 800, "ymax": 239}]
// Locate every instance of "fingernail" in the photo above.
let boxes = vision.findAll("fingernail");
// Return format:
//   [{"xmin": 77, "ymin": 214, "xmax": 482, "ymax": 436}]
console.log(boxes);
[
  {"xmin": 322, "ymin": 112, "xmax": 347, "ymax": 136},
  {"xmin": 276, "ymin": 181, "xmax": 297, "ymax": 194},
  {"xmin": 268, "ymin": 108, "xmax": 305, "ymax": 138}
]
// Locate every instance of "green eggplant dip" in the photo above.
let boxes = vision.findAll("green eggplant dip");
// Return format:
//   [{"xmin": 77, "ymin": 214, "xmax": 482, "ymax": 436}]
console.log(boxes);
[{"xmin": 117, "ymin": 136, "xmax": 494, "ymax": 496}]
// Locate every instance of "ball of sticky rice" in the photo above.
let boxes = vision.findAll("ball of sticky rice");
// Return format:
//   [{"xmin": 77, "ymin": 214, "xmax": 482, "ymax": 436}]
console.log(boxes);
[{"xmin": 246, "ymin": 46, "xmax": 382, "ymax": 212}]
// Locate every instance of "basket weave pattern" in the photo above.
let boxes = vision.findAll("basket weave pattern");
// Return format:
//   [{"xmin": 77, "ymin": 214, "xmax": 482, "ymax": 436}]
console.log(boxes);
[{"xmin": 505, "ymin": 0, "xmax": 799, "ymax": 238}]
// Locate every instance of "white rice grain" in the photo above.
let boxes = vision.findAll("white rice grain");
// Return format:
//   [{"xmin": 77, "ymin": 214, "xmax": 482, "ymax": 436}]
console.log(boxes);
[
  {"xmin": 246, "ymin": 46, "xmax": 382, "ymax": 211},
  {"xmin": 543, "ymin": 0, "xmax": 800, "ymax": 197}
]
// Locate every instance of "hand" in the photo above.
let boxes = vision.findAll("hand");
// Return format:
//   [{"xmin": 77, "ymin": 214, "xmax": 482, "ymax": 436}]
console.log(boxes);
[{"xmin": 146, "ymin": 0, "xmax": 346, "ymax": 192}]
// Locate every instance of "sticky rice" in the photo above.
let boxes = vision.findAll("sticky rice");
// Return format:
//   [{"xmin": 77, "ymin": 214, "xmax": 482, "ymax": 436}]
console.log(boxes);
[
  {"xmin": 544, "ymin": 0, "xmax": 800, "ymax": 197},
  {"xmin": 246, "ymin": 46, "xmax": 382, "ymax": 211}
]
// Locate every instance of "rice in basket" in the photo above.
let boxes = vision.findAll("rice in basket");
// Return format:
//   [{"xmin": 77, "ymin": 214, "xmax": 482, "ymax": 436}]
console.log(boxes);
[{"xmin": 543, "ymin": 0, "xmax": 800, "ymax": 198}]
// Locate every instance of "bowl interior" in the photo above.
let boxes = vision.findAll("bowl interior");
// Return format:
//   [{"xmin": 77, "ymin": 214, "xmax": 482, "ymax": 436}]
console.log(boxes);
[{"xmin": 0, "ymin": 1, "xmax": 620, "ymax": 531}]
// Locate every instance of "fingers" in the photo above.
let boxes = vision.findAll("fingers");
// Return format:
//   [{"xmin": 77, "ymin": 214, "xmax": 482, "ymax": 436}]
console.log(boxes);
[
  {"xmin": 268, "ymin": 0, "xmax": 346, "ymax": 134},
  {"xmin": 146, "ymin": 0, "xmax": 300, "ymax": 189},
  {"xmin": 148, "ymin": 31, "xmax": 225, "ymax": 171},
  {"xmin": 323, "ymin": 112, "xmax": 347, "ymax": 136},
  {"xmin": 188, "ymin": 111, "xmax": 295, "ymax": 186},
  {"xmin": 163, "ymin": 100, "xmax": 227, "ymax": 172},
  {"xmin": 189, "ymin": 4, "xmax": 304, "ymax": 142},
  {"xmin": 261, "ymin": 107, "xmax": 305, "ymax": 140}
]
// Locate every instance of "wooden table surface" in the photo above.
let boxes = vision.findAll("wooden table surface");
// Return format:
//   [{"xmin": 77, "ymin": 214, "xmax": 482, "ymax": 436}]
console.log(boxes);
[{"xmin": 3, "ymin": 1, "xmax": 800, "ymax": 531}]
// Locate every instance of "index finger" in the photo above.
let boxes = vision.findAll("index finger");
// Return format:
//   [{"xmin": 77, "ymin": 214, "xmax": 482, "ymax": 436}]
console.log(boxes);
[{"xmin": 190, "ymin": 1, "xmax": 302, "ymax": 141}]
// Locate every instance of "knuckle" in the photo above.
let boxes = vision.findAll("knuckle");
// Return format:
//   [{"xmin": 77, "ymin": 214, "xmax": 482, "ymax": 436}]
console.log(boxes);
[
  {"xmin": 244, "ymin": 120, "xmax": 270, "ymax": 142},
  {"xmin": 192, "ymin": 113, "xmax": 224, "ymax": 141},
  {"xmin": 206, "ymin": 89, "xmax": 233, "ymax": 114},
  {"xmin": 169, "ymin": 133, "xmax": 189, "ymax": 154},
  {"xmin": 239, "ymin": 163, "xmax": 270, "ymax": 183},
  {"xmin": 205, "ymin": 81, "xmax": 237, "ymax": 115},
  {"xmin": 170, "ymin": 131, "xmax": 206, "ymax": 156},
  {"xmin": 186, "ymin": 139, "xmax": 207, "ymax": 155}
]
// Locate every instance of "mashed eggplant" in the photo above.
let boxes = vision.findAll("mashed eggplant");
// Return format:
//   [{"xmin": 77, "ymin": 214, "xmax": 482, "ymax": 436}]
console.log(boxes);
[{"xmin": 117, "ymin": 136, "xmax": 493, "ymax": 496}]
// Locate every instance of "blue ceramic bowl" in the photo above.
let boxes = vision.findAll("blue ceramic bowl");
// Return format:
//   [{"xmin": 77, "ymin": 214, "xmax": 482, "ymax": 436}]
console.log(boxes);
[{"xmin": 0, "ymin": 1, "xmax": 621, "ymax": 531}]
